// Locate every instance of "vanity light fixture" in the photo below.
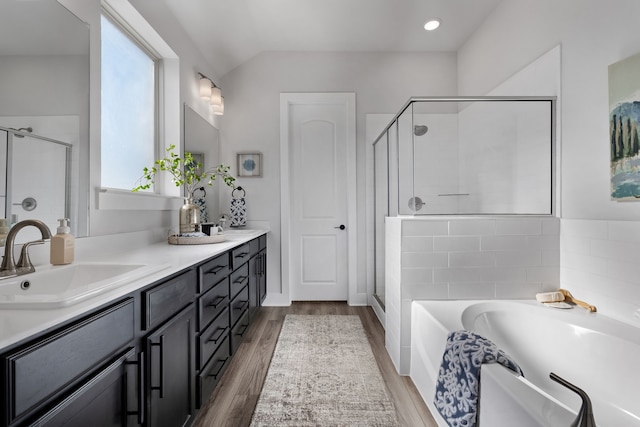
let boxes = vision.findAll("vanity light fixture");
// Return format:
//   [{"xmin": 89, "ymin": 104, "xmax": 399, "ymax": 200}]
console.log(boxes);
[
  {"xmin": 212, "ymin": 97, "xmax": 224, "ymax": 116},
  {"xmin": 198, "ymin": 72, "xmax": 223, "ymax": 108},
  {"xmin": 198, "ymin": 74, "xmax": 212, "ymax": 98},
  {"xmin": 424, "ymin": 18, "xmax": 441, "ymax": 31},
  {"xmin": 210, "ymin": 86, "xmax": 222, "ymax": 107}
]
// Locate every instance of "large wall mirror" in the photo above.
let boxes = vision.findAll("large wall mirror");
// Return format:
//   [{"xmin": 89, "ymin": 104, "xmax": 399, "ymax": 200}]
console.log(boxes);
[
  {"xmin": 0, "ymin": 0, "xmax": 90, "ymax": 242},
  {"xmin": 184, "ymin": 104, "xmax": 221, "ymax": 224}
]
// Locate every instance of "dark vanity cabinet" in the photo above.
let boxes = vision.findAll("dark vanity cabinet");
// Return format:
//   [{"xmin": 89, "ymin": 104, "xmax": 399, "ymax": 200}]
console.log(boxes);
[
  {"xmin": 0, "ymin": 299, "xmax": 138, "ymax": 427},
  {"xmin": 142, "ymin": 270, "xmax": 197, "ymax": 427},
  {"xmin": 0, "ymin": 234, "xmax": 267, "ymax": 427}
]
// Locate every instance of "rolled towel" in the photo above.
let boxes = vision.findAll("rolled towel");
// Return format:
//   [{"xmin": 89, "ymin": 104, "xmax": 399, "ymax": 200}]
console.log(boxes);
[{"xmin": 536, "ymin": 291, "xmax": 565, "ymax": 303}]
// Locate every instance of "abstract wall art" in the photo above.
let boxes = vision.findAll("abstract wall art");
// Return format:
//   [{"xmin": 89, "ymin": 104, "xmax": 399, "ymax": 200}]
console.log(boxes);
[{"xmin": 609, "ymin": 52, "xmax": 640, "ymax": 200}]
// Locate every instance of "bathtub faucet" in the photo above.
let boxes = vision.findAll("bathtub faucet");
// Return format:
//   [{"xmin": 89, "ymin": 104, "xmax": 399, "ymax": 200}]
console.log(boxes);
[{"xmin": 549, "ymin": 372, "xmax": 596, "ymax": 427}]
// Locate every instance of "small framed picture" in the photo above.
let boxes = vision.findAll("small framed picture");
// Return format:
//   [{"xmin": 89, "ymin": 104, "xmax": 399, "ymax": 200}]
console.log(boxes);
[{"xmin": 237, "ymin": 152, "xmax": 262, "ymax": 177}]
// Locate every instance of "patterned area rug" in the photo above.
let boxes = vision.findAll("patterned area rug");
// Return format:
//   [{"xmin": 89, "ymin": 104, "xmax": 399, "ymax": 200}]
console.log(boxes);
[{"xmin": 250, "ymin": 315, "xmax": 399, "ymax": 427}]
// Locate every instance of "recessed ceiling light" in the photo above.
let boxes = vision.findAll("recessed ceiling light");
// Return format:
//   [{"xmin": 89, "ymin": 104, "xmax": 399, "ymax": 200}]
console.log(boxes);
[{"xmin": 424, "ymin": 19, "xmax": 441, "ymax": 31}]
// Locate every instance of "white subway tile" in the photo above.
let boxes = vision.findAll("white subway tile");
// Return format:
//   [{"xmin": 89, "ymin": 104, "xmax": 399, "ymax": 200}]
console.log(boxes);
[
  {"xmin": 607, "ymin": 220, "xmax": 640, "ymax": 243},
  {"xmin": 561, "ymin": 219, "xmax": 608, "ymax": 239},
  {"xmin": 402, "ymin": 252, "xmax": 449, "ymax": 268},
  {"xmin": 448, "ymin": 282, "xmax": 496, "ymax": 299},
  {"xmin": 433, "ymin": 236, "xmax": 480, "ymax": 252},
  {"xmin": 590, "ymin": 239, "xmax": 640, "ymax": 263},
  {"xmin": 495, "ymin": 219, "xmax": 542, "ymax": 235},
  {"xmin": 525, "ymin": 235, "xmax": 559, "ymax": 251},
  {"xmin": 402, "ymin": 236, "xmax": 434, "ymax": 252},
  {"xmin": 560, "ymin": 235, "xmax": 591, "ymax": 256},
  {"xmin": 495, "ymin": 282, "xmax": 543, "ymax": 299},
  {"xmin": 491, "ymin": 267, "xmax": 528, "ymax": 282},
  {"xmin": 541, "ymin": 218, "xmax": 561, "ymax": 235},
  {"xmin": 526, "ymin": 266, "xmax": 560, "ymax": 284},
  {"xmin": 541, "ymin": 249, "xmax": 560, "ymax": 266},
  {"xmin": 606, "ymin": 259, "xmax": 640, "ymax": 285},
  {"xmin": 402, "ymin": 220, "xmax": 449, "ymax": 236},
  {"xmin": 450, "ymin": 252, "xmax": 496, "ymax": 267},
  {"xmin": 481, "ymin": 235, "xmax": 527, "ymax": 251},
  {"xmin": 449, "ymin": 219, "xmax": 495, "ymax": 236},
  {"xmin": 495, "ymin": 251, "xmax": 541, "ymax": 267},
  {"xmin": 404, "ymin": 283, "xmax": 449, "ymax": 300},
  {"xmin": 560, "ymin": 251, "xmax": 608, "ymax": 275},
  {"xmin": 401, "ymin": 268, "xmax": 434, "ymax": 284}
]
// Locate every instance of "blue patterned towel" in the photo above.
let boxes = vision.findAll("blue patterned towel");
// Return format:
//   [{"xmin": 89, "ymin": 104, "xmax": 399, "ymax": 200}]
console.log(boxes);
[{"xmin": 433, "ymin": 330, "xmax": 523, "ymax": 427}]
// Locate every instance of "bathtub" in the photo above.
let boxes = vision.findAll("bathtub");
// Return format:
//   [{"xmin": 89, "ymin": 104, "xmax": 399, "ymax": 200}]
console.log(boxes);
[{"xmin": 410, "ymin": 300, "xmax": 640, "ymax": 426}]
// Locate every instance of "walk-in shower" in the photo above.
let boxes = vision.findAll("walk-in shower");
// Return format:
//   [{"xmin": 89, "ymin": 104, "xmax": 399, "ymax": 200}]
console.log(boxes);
[{"xmin": 372, "ymin": 97, "xmax": 556, "ymax": 308}]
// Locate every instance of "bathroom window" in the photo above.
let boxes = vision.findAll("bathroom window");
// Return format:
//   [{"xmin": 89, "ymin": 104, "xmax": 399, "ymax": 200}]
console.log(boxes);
[{"xmin": 100, "ymin": 12, "xmax": 158, "ymax": 191}]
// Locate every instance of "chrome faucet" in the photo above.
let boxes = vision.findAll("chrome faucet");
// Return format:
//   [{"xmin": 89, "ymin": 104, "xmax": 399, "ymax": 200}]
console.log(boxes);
[{"xmin": 0, "ymin": 219, "xmax": 52, "ymax": 278}]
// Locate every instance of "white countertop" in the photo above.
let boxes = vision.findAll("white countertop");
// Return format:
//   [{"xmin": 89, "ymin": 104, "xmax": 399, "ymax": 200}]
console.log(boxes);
[{"xmin": 0, "ymin": 228, "xmax": 268, "ymax": 350}]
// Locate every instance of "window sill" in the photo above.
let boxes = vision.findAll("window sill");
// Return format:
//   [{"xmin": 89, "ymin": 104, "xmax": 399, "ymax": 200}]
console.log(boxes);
[{"xmin": 98, "ymin": 188, "xmax": 183, "ymax": 211}]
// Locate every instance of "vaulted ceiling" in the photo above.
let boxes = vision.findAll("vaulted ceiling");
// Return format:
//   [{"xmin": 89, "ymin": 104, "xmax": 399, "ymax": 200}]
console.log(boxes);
[{"xmin": 164, "ymin": 0, "xmax": 503, "ymax": 77}]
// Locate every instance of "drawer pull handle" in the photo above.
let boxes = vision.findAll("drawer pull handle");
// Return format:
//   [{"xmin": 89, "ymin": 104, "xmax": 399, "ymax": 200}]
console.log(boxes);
[
  {"xmin": 207, "ymin": 326, "xmax": 228, "ymax": 344},
  {"xmin": 235, "ymin": 252, "xmax": 249, "ymax": 258},
  {"xmin": 124, "ymin": 353, "xmax": 145, "ymax": 425},
  {"xmin": 207, "ymin": 357, "xmax": 229, "ymax": 380},
  {"xmin": 207, "ymin": 265, "xmax": 226, "ymax": 274},
  {"xmin": 234, "ymin": 300, "xmax": 249, "ymax": 312},
  {"xmin": 150, "ymin": 335, "xmax": 165, "ymax": 398},
  {"xmin": 207, "ymin": 296, "xmax": 226, "ymax": 308},
  {"xmin": 233, "ymin": 275, "xmax": 248, "ymax": 285},
  {"xmin": 235, "ymin": 324, "xmax": 249, "ymax": 337}
]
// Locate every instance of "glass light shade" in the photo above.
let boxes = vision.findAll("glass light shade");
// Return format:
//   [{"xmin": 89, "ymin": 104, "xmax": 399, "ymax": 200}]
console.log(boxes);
[
  {"xmin": 210, "ymin": 86, "xmax": 222, "ymax": 106},
  {"xmin": 212, "ymin": 97, "xmax": 224, "ymax": 115},
  {"xmin": 199, "ymin": 77, "xmax": 212, "ymax": 98}
]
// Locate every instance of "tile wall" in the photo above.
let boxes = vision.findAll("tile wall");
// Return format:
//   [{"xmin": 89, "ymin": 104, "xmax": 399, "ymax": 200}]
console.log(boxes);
[
  {"xmin": 561, "ymin": 219, "xmax": 640, "ymax": 326},
  {"xmin": 385, "ymin": 216, "xmax": 560, "ymax": 374}
]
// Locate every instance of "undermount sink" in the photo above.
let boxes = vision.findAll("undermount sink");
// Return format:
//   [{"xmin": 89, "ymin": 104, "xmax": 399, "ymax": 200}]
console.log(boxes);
[{"xmin": 0, "ymin": 263, "xmax": 170, "ymax": 309}]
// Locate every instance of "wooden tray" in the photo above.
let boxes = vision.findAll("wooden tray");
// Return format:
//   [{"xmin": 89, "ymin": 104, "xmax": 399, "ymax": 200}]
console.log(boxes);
[{"xmin": 168, "ymin": 234, "xmax": 227, "ymax": 245}]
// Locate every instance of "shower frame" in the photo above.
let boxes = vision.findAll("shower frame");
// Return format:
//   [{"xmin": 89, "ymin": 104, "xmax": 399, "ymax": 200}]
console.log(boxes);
[{"xmin": 372, "ymin": 96, "xmax": 557, "ymax": 310}]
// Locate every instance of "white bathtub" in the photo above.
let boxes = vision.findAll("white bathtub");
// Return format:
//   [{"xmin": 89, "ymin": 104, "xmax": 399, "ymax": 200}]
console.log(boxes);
[{"xmin": 410, "ymin": 300, "xmax": 640, "ymax": 426}]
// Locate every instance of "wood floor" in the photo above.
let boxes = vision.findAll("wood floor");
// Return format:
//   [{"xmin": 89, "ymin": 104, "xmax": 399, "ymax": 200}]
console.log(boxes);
[{"xmin": 194, "ymin": 302, "xmax": 437, "ymax": 427}]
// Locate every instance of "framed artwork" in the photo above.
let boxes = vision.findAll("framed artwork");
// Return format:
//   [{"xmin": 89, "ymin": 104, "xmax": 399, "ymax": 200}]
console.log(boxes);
[
  {"xmin": 237, "ymin": 152, "xmax": 262, "ymax": 177},
  {"xmin": 187, "ymin": 152, "xmax": 205, "ymax": 176},
  {"xmin": 609, "ymin": 52, "xmax": 640, "ymax": 200}
]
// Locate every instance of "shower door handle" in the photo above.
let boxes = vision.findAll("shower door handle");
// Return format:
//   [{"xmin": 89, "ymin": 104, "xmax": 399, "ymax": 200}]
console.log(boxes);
[{"xmin": 334, "ymin": 225, "xmax": 346, "ymax": 230}]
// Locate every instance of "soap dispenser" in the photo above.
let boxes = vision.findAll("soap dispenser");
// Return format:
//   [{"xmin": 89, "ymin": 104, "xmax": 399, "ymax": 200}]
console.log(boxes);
[{"xmin": 50, "ymin": 218, "xmax": 74, "ymax": 265}]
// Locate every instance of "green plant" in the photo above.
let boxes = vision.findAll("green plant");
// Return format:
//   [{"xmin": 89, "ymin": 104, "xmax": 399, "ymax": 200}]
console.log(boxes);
[{"xmin": 132, "ymin": 144, "xmax": 235, "ymax": 196}]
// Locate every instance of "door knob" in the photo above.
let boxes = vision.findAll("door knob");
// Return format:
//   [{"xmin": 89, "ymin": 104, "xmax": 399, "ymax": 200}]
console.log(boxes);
[{"xmin": 334, "ymin": 225, "xmax": 346, "ymax": 230}]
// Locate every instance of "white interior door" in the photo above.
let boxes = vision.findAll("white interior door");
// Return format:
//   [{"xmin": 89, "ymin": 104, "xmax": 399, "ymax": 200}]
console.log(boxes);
[{"xmin": 285, "ymin": 95, "xmax": 354, "ymax": 301}]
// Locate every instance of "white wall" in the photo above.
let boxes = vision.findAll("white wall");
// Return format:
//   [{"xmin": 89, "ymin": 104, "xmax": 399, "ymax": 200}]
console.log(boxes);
[
  {"xmin": 459, "ymin": 0, "xmax": 640, "ymax": 323},
  {"xmin": 219, "ymin": 51, "xmax": 457, "ymax": 304}
]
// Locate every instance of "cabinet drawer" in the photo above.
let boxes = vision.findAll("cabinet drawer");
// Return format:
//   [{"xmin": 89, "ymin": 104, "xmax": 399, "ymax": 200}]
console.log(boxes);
[
  {"xmin": 229, "ymin": 263, "xmax": 249, "ymax": 299},
  {"xmin": 4, "ymin": 299, "xmax": 135, "ymax": 424},
  {"xmin": 230, "ymin": 286, "xmax": 249, "ymax": 328},
  {"xmin": 198, "ymin": 307, "xmax": 229, "ymax": 369},
  {"xmin": 199, "ymin": 253, "xmax": 230, "ymax": 293},
  {"xmin": 32, "ymin": 348, "xmax": 139, "ymax": 427},
  {"xmin": 230, "ymin": 310, "xmax": 250, "ymax": 355},
  {"xmin": 198, "ymin": 277, "xmax": 229, "ymax": 331},
  {"xmin": 197, "ymin": 336, "xmax": 230, "ymax": 408},
  {"xmin": 231, "ymin": 243, "xmax": 251, "ymax": 270},
  {"xmin": 143, "ymin": 269, "xmax": 197, "ymax": 330}
]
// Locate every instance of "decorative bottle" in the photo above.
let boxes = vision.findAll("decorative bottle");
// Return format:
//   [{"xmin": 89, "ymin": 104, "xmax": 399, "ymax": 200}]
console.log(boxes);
[{"xmin": 50, "ymin": 218, "xmax": 74, "ymax": 265}]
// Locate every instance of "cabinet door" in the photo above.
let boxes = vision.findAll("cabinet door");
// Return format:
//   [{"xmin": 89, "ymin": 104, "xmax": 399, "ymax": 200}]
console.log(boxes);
[
  {"xmin": 258, "ymin": 250, "xmax": 267, "ymax": 305},
  {"xmin": 146, "ymin": 304, "xmax": 195, "ymax": 427},
  {"xmin": 31, "ymin": 348, "xmax": 142, "ymax": 427}
]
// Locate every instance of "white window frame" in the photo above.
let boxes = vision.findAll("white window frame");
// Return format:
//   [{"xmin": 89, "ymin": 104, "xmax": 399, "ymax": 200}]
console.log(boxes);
[{"xmin": 97, "ymin": 0, "xmax": 181, "ymax": 211}]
